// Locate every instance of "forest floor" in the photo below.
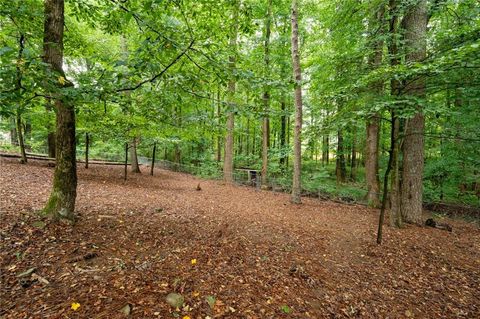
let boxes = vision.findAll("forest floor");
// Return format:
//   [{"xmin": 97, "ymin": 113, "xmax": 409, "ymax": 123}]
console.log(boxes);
[{"xmin": 1, "ymin": 158, "xmax": 479, "ymax": 319}]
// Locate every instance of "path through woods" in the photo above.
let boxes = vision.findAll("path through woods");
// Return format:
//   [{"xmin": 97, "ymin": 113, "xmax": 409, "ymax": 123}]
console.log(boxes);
[{"xmin": 1, "ymin": 158, "xmax": 479, "ymax": 318}]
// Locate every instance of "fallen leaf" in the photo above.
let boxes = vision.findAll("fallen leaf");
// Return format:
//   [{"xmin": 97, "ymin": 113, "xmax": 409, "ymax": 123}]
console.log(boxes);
[{"xmin": 71, "ymin": 302, "xmax": 81, "ymax": 311}]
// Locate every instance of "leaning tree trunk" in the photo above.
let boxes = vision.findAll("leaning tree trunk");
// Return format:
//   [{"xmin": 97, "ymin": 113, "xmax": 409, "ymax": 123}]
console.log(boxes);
[
  {"xmin": 290, "ymin": 0, "xmax": 303, "ymax": 204},
  {"xmin": 223, "ymin": 1, "xmax": 239, "ymax": 184},
  {"xmin": 14, "ymin": 33, "xmax": 27, "ymax": 164},
  {"xmin": 42, "ymin": 0, "xmax": 77, "ymax": 221},
  {"xmin": 261, "ymin": 0, "xmax": 272, "ymax": 189},
  {"xmin": 400, "ymin": 0, "xmax": 427, "ymax": 224}
]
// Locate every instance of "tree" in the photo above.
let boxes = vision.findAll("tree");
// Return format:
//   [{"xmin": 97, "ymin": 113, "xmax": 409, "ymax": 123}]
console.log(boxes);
[
  {"xmin": 290, "ymin": 0, "xmax": 303, "ymax": 204},
  {"xmin": 365, "ymin": 4, "xmax": 384, "ymax": 208},
  {"xmin": 261, "ymin": 0, "xmax": 273, "ymax": 189},
  {"xmin": 399, "ymin": 0, "xmax": 428, "ymax": 224},
  {"xmin": 42, "ymin": 0, "xmax": 77, "ymax": 221},
  {"xmin": 223, "ymin": 0, "xmax": 239, "ymax": 184}
]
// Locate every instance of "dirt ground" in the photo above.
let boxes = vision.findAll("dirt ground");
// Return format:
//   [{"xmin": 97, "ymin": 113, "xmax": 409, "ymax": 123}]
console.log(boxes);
[{"xmin": 1, "ymin": 158, "xmax": 479, "ymax": 318}]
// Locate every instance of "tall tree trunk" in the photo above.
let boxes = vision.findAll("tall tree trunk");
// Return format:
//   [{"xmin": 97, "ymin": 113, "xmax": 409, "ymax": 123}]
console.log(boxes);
[
  {"xmin": 388, "ymin": 0, "xmax": 403, "ymax": 227},
  {"xmin": 223, "ymin": 1, "xmax": 239, "ymax": 184},
  {"xmin": 336, "ymin": 129, "xmax": 347, "ymax": 183},
  {"xmin": 216, "ymin": 87, "xmax": 222, "ymax": 162},
  {"xmin": 290, "ymin": 0, "xmax": 303, "ymax": 204},
  {"xmin": 365, "ymin": 5, "xmax": 384, "ymax": 207},
  {"xmin": 14, "ymin": 33, "xmax": 27, "ymax": 164},
  {"xmin": 322, "ymin": 134, "xmax": 329, "ymax": 166},
  {"xmin": 42, "ymin": 0, "xmax": 77, "ymax": 221},
  {"xmin": 400, "ymin": 0, "xmax": 427, "ymax": 224},
  {"xmin": 261, "ymin": 0, "xmax": 272, "ymax": 189},
  {"xmin": 280, "ymin": 99, "xmax": 287, "ymax": 166}
]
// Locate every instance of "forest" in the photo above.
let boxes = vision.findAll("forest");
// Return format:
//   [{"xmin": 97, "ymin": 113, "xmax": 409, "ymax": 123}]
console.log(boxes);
[{"xmin": 0, "ymin": 0, "xmax": 479, "ymax": 318}]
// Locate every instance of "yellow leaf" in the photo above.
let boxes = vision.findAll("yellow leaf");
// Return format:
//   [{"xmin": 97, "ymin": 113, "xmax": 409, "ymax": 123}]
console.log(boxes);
[
  {"xmin": 182, "ymin": 316, "xmax": 191, "ymax": 319},
  {"xmin": 191, "ymin": 259, "xmax": 197, "ymax": 265},
  {"xmin": 71, "ymin": 302, "xmax": 81, "ymax": 311},
  {"xmin": 58, "ymin": 76, "xmax": 66, "ymax": 85},
  {"xmin": 192, "ymin": 291, "xmax": 200, "ymax": 297}
]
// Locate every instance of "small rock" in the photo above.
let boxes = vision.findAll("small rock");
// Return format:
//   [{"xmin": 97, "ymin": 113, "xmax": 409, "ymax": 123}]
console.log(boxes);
[
  {"xmin": 119, "ymin": 304, "xmax": 132, "ymax": 316},
  {"xmin": 166, "ymin": 293, "xmax": 184, "ymax": 308}
]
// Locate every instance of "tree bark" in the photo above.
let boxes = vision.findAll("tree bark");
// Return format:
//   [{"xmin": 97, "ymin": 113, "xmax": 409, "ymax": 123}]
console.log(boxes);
[
  {"xmin": 130, "ymin": 137, "xmax": 141, "ymax": 173},
  {"xmin": 223, "ymin": 1, "xmax": 239, "ymax": 184},
  {"xmin": 290, "ymin": 0, "xmax": 303, "ymax": 204},
  {"xmin": 400, "ymin": 0, "xmax": 427, "ymax": 224},
  {"xmin": 42, "ymin": 0, "xmax": 77, "ymax": 221},
  {"xmin": 261, "ymin": 0, "xmax": 272, "ymax": 189}
]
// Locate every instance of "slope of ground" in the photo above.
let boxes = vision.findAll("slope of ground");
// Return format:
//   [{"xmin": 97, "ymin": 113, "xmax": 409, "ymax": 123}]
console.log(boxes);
[{"xmin": 0, "ymin": 158, "xmax": 479, "ymax": 318}]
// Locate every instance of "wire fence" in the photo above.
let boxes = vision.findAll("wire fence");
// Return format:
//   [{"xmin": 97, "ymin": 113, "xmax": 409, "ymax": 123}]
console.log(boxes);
[{"xmin": 0, "ymin": 140, "xmax": 368, "ymax": 202}]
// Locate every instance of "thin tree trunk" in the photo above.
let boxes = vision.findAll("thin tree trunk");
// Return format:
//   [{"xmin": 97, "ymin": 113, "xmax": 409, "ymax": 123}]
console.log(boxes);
[
  {"xmin": 280, "ymin": 100, "xmax": 287, "ymax": 166},
  {"xmin": 290, "ymin": 0, "xmax": 303, "ymax": 204},
  {"xmin": 377, "ymin": 112, "xmax": 397, "ymax": 244},
  {"xmin": 223, "ymin": 1, "xmax": 239, "ymax": 184},
  {"xmin": 14, "ymin": 33, "xmax": 27, "ymax": 164},
  {"xmin": 16, "ymin": 111, "xmax": 27, "ymax": 164},
  {"xmin": 322, "ymin": 134, "xmax": 327, "ymax": 166},
  {"xmin": 365, "ymin": 5, "xmax": 384, "ymax": 207},
  {"xmin": 388, "ymin": 0, "xmax": 403, "ymax": 227},
  {"xmin": 124, "ymin": 142, "xmax": 128, "ymax": 181},
  {"xmin": 42, "ymin": 0, "xmax": 77, "ymax": 221},
  {"xmin": 350, "ymin": 128, "xmax": 357, "ymax": 181},
  {"xmin": 261, "ymin": 0, "xmax": 272, "ymax": 188},
  {"xmin": 150, "ymin": 142, "xmax": 156, "ymax": 176},
  {"xmin": 400, "ymin": 0, "xmax": 427, "ymax": 224},
  {"xmin": 174, "ymin": 143, "xmax": 181, "ymax": 171},
  {"xmin": 216, "ymin": 87, "xmax": 222, "ymax": 162},
  {"xmin": 85, "ymin": 132, "xmax": 89, "ymax": 169},
  {"xmin": 390, "ymin": 115, "xmax": 403, "ymax": 227},
  {"xmin": 336, "ymin": 129, "xmax": 347, "ymax": 183}
]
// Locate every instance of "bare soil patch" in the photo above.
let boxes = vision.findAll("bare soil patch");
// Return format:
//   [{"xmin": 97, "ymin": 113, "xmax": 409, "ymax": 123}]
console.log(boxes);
[{"xmin": 1, "ymin": 158, "xmax": 479, "ymax": 318}]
